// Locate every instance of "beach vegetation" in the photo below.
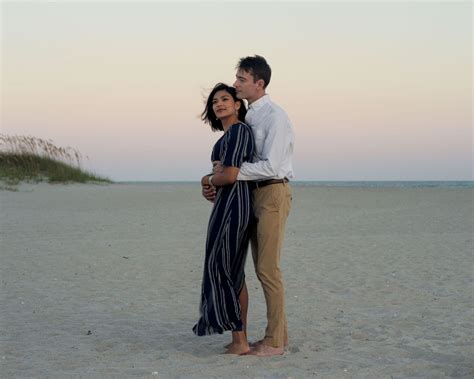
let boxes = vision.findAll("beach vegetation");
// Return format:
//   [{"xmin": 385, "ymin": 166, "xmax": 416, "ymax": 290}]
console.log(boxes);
[{"xmin": 0, "ymin": 134, "xmax": 111, "ymax": 186}]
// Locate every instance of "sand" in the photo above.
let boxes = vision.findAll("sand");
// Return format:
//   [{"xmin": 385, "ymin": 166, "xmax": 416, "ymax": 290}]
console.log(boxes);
[{"xmin": 1, "ymin": 182, "xmax": 472, "ymax": 378}]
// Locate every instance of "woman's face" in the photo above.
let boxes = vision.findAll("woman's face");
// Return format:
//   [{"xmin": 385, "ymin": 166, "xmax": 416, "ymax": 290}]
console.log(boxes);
[{"xmin": 212, "ymin": 90, "xmax": 240, "ymax": 120}]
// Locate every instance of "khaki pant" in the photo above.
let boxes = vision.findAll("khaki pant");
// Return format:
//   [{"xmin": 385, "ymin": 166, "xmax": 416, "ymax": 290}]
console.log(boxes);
[{"xmin": 250, "ymin": 183, "xmax": 292, "ymax": 347}]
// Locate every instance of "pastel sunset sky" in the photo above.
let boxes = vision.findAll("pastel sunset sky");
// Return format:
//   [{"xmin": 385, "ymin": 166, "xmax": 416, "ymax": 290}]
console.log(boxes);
[{"xmin": 2, "ymin": 1, "xmax": 472, "ymax": 181}]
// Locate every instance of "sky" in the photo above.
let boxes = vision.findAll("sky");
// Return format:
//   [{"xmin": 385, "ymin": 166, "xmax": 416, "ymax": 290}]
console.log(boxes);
[{"xmin": 2, "ymin": 1, "xmax": 472, "ymax": 181}]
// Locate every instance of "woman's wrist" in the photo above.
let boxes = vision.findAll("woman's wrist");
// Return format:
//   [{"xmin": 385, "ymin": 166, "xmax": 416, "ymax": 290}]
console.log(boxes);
[
  {"xmin": 201, "ymin": 174, "xmax": 211, "ymax": 186},
  {"xmin": 208, "ymin": 174, "xmax": 215, "ymax": 188}
]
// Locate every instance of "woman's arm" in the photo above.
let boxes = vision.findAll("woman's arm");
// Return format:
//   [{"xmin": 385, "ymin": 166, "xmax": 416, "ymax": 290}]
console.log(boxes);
[
  {"xmin": 201, "ymin": 165, "xmax": 240, "ymax": 187},
  {"xmin": 202, "ymin": 124, "xmax": 251, "ymax": 187}
]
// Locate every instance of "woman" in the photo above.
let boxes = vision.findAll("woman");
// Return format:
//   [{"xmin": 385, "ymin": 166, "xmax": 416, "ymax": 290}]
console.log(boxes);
[{"xmin": 193, "ymin": 83, "xmax": 255, "ymax": 355}]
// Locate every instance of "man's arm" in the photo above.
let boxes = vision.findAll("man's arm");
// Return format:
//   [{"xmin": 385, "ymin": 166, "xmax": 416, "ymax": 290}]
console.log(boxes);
[{"xmin": 237, "ymin": 114, "xmax": 291, "ymax": 181}]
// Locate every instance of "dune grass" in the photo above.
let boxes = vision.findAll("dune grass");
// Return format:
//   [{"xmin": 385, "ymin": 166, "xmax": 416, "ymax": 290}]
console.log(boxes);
[{"xmin": 0, "ymin": 134, "xmax": 111, "ymax": 186}]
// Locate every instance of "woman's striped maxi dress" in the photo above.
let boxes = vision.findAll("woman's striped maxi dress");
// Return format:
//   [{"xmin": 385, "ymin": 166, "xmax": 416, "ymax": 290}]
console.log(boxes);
[{"xmin": 193, "ymin": 122, "xmax": 255, "ymax": 336}]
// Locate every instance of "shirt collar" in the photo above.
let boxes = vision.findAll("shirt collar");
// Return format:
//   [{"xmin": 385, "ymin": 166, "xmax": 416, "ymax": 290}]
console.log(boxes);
[{"xmin": 248, "ymin": 94, "xmax": 271, "ymax": 111}]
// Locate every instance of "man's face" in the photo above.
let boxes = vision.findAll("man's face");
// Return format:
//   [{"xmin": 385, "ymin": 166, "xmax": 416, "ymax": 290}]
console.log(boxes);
[{"xmin": 233, "ymin": 69, "xmax": 258, "ymax": 102}]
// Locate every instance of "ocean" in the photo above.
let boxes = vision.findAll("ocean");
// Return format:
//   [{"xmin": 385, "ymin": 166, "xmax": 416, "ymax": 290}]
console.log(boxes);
[
  {"xmin": 291, "ymin": 181, "xmax": 474, "ymax": 188},
  {"xmin": 119, "ymin": 181, "xmax": 474, "ymax": 188}
]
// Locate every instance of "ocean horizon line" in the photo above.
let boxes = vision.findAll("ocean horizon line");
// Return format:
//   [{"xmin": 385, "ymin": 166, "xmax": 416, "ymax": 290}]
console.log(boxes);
[{"xmin": 114, "ymin": 180, "xmax": 474, "ymax": 188}]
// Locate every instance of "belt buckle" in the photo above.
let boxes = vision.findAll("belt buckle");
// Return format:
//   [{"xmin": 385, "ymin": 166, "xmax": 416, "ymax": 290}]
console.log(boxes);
[{"xmin": 254, "ymin": 180, "xmax": 266, "ymax": 189}]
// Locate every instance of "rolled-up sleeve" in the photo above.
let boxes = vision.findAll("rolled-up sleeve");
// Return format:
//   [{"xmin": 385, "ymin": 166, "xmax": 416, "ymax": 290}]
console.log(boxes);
[{"xmin": 238, "ymin": 113, "xmax": 291, "ymax": 181}]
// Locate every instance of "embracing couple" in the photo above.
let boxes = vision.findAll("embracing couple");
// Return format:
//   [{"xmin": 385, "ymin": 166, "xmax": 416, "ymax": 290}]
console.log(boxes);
[{"xmin": 193, "ymin": 55, "xmax": 294, "ymax": 357}]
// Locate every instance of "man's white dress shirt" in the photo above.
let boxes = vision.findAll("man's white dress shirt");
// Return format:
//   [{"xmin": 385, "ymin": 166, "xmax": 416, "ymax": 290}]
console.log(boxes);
[{"xmin": 237, "ymin": 95, "xmax": 294, "ymax": 181}]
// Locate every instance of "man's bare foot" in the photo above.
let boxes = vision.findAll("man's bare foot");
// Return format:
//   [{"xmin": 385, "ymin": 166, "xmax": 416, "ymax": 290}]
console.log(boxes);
[
  {"xmin": 248, "ymin": 343, "xmax": 284, "ymax": 356},
  {"xmin": 225, "ymin": 342, "xmax": 250, "ymax": 355},
  {"xmin": 249, "ymin": 340, "xmax": 289, "ymax": 349}
]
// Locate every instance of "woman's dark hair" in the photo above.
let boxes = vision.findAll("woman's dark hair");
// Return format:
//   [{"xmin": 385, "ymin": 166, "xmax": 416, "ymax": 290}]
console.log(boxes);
[
  {"xmin": 236, "ymin": 55, "xmax": 271, "ymax": 89},
  {"xmin": 201, "ymin": 83, "xmax": 247, "ymax": 132}
]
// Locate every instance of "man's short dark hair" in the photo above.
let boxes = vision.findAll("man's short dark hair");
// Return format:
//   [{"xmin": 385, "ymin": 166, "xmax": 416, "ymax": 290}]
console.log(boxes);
[{"xmin": 236, "ymin": 55, "xmax": 271, "ymax": 89}]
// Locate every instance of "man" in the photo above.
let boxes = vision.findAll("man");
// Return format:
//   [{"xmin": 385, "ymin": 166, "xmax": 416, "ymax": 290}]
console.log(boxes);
[{"xmin": 203, "ymin": 55, "xmax": 294, "ymax": 356}]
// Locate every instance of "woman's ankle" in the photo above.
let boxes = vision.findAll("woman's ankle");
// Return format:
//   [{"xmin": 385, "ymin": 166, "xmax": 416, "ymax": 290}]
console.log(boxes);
[{"xmin": 231, "ymin": 331, "xmax": 248, "ymax": 345}]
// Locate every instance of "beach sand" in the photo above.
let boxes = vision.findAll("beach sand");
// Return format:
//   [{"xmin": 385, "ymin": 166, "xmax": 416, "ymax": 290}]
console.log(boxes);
[{"xmin": 1, "ymin": 183, "xmax": 472, "ymax": 378}]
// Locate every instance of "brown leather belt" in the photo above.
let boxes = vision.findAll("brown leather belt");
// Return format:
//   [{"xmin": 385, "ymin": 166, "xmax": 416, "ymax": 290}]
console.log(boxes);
[{"xmin": 253, "ymin": 177, "xmax": 289, "ymax": 189}]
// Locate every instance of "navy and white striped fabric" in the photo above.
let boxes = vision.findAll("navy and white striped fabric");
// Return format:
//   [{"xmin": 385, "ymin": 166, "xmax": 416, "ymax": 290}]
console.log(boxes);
[{"xmin": 193, "ymin": 122, "xmax": 255, "ymax": 336}]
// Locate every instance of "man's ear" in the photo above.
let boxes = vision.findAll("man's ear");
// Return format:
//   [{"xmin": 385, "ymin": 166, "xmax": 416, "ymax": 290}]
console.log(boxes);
[{"xmin": 256, "ymin": 79, "xmax": 265, "ymax": 89}]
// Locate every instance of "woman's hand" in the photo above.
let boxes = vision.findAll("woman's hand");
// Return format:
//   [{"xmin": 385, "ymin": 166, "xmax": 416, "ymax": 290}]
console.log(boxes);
[
  {"xmin": 201, "ymin": 174, "xmax": 216, "ymax": 203},
  {"xmin": 202, "ymin": 184, "xmax": 216, "ymax": 203}
]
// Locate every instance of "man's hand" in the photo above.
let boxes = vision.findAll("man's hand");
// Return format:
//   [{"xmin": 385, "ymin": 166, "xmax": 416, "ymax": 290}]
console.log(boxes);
[{"xmin": 202, "ymin": 184, "xmax": 216, "ymax": 203}]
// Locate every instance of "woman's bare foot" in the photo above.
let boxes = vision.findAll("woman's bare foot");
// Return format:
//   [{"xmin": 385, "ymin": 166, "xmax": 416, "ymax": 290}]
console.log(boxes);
[
  {"xmin": 225, "ymin": 323, "xmax": 248, "ymax": 349},
  {"xmin": 225, "ymin": 342, "xmax": 250, "ymax": 355}
]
